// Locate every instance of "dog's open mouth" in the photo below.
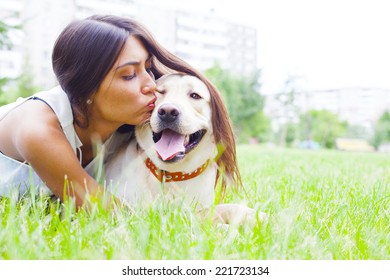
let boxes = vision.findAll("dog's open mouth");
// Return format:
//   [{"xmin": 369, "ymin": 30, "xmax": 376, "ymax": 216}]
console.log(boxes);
[{"xmin": 153, "ymin": 129, "xmax": 206, "ymax": 162}]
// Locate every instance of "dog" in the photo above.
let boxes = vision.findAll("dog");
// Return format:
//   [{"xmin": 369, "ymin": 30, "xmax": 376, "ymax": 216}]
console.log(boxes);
[{"xmin": 104, "ymin": 74, "xmax": 265, "ymax": 224}]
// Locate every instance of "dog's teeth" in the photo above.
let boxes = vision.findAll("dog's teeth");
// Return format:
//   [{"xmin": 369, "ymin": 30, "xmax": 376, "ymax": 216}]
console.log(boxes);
[{"xmin": 184, "ymin": 135, "xmax": 190, "ymax": 146}]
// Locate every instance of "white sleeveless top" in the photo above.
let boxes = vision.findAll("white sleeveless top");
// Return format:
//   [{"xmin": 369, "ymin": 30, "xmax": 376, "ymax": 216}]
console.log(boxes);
[{"xmin": 0, "ymin": 86, "xmax": 130, "ymax": 198}]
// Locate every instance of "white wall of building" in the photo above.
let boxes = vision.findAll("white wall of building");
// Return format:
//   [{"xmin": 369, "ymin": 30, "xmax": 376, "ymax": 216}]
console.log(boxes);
[
  {"xmin": 1, "ymin": 0, "xmax": 257, "ymax": 91},
  {"xmin": 0, "ymin": 0, "xmax": 24, "ymax": 80},
  {"xmin": 265, "ymin": 87, "xmax": 390, "ymax": 134}
]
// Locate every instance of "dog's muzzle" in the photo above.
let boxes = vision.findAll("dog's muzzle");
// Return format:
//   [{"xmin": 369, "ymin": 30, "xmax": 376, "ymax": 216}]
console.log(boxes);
[
  {"xmin": 152, "ymin": 128, "xmax": 207, "ymax": 162},
  {"xmin": 151, "ymin": 103, "xmax": 207, "ymax": 162},
  {"xmin": 157, "ymin": 104, "xmax": 180, "ymax": 123}
]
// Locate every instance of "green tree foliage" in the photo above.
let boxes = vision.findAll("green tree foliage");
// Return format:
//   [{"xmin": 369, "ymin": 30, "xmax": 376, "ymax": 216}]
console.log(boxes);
[
  {"xmin": 0, "ymin": 73, "xmax": 41, "ymax": 106},
  {"xmin": 274, "ymin": 77, "xmax": 301, "ymax": 146},
  {"xmin": 239, "ymin": 110, "xmax": 271, "ymax": 143},
  {"xmin": 0, "ymin": 20, "xmax": 13, "ymax": 48},
  {"xmin": 0, "ymin": 20, "xmax": 12, "ymax": 98},
  {"xmin": 0, "ymin": 19, "xmax": 25, "ymax": 101},
  {"xmin": 299, "ymin": 110, "xmax": 347, "ymax": 149},
  {"xmin": 372, "ymin": 111, "xmax": 390, "ymax": 148},
  {"xmin": 0, "ymin": 19, "xmax": 40, "ymax": 106},
  {"xmin": 0, "ymin": 77, "xmax": 8, "ymax": 97},
  {"xmin": 204, "ymin": 65, "xmax": 270, "ymax": 143},
  {"xmin": 345, "ymin": 124, "xmax": 370, "ymax": 140},
  {"xmin": 271, "ymin": 122, "xmax": 298, "ymax": 147}
]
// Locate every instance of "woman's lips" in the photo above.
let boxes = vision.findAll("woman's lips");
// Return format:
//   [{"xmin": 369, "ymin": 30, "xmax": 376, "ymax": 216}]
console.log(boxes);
[{"xmin": 147, "ymin": 98, "xmax": 156, "ymax": 109}]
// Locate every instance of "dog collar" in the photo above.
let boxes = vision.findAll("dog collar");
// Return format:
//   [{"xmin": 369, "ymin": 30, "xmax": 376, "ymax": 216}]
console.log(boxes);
[{"xmin": 145, "ymin": 158, "xmax": 210, "ymax": 183}]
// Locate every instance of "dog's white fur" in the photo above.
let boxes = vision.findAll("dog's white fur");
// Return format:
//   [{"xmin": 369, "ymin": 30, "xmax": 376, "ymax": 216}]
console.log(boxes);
[{"xmin": 105, "ymin": 74, "xmax": 264, "ymax": 224}]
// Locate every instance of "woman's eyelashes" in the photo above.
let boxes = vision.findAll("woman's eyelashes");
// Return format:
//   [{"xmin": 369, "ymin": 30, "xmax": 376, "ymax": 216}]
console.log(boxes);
[
  {"xmin": 122, "ymin": 73, "xmax": 136, "ymax": 81},
  {"xmin": 122, "ymin": 68, "xmax": 153, "ymax": 81}
]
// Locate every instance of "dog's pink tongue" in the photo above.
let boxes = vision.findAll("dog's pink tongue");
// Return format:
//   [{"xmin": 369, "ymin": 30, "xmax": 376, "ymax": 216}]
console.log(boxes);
[{"xmin": 155, "ymin": 129, "xmax": 185, "ymax": 160}]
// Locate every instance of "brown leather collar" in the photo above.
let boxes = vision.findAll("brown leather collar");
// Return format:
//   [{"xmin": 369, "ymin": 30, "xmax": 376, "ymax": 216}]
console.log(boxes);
[{"xmin": 145, "ymin": 158, "xmax": 210, "ymax": 183}]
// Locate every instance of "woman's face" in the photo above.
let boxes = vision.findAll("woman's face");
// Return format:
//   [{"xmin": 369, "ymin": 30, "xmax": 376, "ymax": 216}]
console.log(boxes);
[{"xmin": 90, "ymin": 35, "xmax": 156, "ymax": 129}]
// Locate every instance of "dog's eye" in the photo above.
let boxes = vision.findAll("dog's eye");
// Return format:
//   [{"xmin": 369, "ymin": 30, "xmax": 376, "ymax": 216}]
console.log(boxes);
[
  {"xmin": 190, "ymin": 92, "xmax": 202, "ymax": 100},
  {"xmin": 156, "ymin": 90, "xmax": 166, "ymax": 95},
  {"xmin": 155, "ymin": 87, "xmax": 165, "ymax": 94}
]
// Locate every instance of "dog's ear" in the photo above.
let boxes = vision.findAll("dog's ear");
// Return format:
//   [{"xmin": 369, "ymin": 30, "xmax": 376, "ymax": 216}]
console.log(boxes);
[
  {"xmin": 156, "ymin": 73, "xmax": 185, "ymax": 83},
  {"xmin": 155, "ymin": 73, "xmax": 184, "ymax": 90},
  {"xmin": 155, "ymin": 74, "xmax": 174, "ymax": 92},
  {"xmin": 156, "ymin": 73, "xmax": 171, "ymax": 82}
]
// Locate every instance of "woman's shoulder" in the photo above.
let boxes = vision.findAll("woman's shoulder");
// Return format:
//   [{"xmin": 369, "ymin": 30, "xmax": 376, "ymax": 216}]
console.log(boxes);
[
  {"xmin": 33, "ymin": 86, "xmax": 73, "ymax": 127},
  {"xmin": 0, "ymin": 94, "xmax": 67, "ymax": 163},
  {"xmin": 2, "ymin": 88, "xmax": 67, "ymax": 140},
  {"xmin": 1, "ymin": 86, "xmax": 74, "ymax": 134},
  {"xmin": 14, "ymin": 100, "xmax": 65, "ymax": 142}
]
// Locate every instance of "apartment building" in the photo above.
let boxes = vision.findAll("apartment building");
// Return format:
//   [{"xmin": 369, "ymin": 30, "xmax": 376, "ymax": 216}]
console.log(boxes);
[
  {"xmin": 265, "ymin": 87, "xmax": 390, "ymax": 132},
  {"xmin": 0, "ymin": 0, "xmax": 257, "ymax": 90},
  {"xmin": 300, "ymin": 88, "xmax": 390, "ymax": 128}
]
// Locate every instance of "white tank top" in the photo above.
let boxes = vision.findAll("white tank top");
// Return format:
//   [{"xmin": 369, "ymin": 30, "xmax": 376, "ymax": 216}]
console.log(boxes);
[{"xmin": 0, "ymin": 86, "xmax": 130, "ymax": 198}]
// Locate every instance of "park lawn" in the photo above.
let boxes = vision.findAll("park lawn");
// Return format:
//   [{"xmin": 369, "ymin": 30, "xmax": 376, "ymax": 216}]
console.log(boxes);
[{"xmin": 0, "ymin": 145, "xmax": 389, "ymax": 259}]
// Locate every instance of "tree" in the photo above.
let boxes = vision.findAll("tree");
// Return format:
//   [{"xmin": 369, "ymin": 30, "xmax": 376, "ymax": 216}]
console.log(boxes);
[
  {"xmin": 274, "ymin": 76, "xmax": 301, "ymax": 146},
  {"xmin": 204, "ymin": 64, "xmax": 270, "ymax": 143},
  {"xmin": 239, "ymin": 110, "xmax": 271, "ymax": 143},
  {"xmin": 345, "ymin": 124, "xmax": 370, "ymax": 140},
  {"xmin": 372, "ymin": 111, "xmax": 390, "ymax": 148},
  {"xmin": 0, "ymin": 72, "xmax": 42, "ymax": 106},
  {"xmin": 0, "ymin": 20, "xmax": 12, "ymax": 98},
  {"xmin": 299, "ymin": 110, "xmax": 347, "ymax": 149},
  {"xmin": 0, "ymin": 20, "xmax": 13, "ymax": 48},
  {"xmin": 0, "ymin": 18, "xmax": 40, "ymax": 106},
  {"xmin": 0, "ymin": 19, "xmax": 22, "ymax": 100}
]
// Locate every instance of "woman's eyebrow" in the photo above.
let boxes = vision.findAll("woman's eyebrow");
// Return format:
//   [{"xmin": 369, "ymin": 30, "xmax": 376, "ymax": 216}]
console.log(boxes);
[
  {"xmin": 115, "ymin": 55, "xmax": 152, "ymax": 70},
  {"xmin": 115, "ymin": 61, "xmax": 139, "ymax": 70}
]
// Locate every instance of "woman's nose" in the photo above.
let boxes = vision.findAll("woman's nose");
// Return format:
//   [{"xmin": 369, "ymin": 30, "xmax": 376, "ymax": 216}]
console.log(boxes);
[
  {"xmin": 142, "ymin": 85, "xmax": 155, "ymax": 95},
  {"xmin": 141, "ymin": 72, "xmax": 156, "ymax": 95}
]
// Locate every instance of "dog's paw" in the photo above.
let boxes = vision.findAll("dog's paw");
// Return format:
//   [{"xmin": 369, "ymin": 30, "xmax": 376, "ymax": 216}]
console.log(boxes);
[{"xmin": 213, "ymin": 203, "xmax": 268, "ymax": 226}]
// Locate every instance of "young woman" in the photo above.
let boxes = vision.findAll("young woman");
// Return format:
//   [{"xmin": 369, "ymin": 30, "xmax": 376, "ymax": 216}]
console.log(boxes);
[{"xmin": 0, "ymin": 15, "xmax": 240, "ymax": 210}]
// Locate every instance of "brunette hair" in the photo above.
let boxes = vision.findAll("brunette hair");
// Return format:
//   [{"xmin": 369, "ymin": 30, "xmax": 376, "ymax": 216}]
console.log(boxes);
[{"xmin": 52, "ymin": 15, "xmax": 241, "ymax": 192}]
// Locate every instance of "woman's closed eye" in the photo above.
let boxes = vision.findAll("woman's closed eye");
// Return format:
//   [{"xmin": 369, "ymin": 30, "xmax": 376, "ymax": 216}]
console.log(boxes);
[
  {"xmin": 122, "ymin": 73, "xmax": 136, "ymax": 81},
  {"xmin": 122, "ymin": 68, "xmax": 154, "ymax": 81}
]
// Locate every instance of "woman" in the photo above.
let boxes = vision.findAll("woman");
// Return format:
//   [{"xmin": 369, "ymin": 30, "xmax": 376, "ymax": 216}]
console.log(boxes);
[{"xmin": 0, "ymin": 15, "xmax": 240, "ymax": 210}]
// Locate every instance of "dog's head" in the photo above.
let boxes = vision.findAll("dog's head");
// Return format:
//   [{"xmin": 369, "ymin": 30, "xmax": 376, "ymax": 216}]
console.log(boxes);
[
  {"xmin": 136, "ymin": 73, "xmax": 241, "ymax": 192},
  {"xmin": 135, "ymin": 74, "xmax": 216, "ymax": 172}
]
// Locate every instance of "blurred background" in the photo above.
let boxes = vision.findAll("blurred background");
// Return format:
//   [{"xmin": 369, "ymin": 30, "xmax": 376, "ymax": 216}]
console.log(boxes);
[{"xmin": 1, "ymin": 0, "xmax": 389, "ymax": 152}]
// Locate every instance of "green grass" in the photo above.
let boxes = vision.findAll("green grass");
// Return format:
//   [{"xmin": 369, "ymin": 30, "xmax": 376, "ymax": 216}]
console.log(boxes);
[{"xmin": 1, "ymin": 145, "xmax": 389, "ymax": 259}]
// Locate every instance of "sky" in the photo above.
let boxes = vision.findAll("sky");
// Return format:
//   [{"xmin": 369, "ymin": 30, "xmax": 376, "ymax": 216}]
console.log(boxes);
[{"xmin": 164, "ymin": 0, "xmax": 390, "ymax": 95}]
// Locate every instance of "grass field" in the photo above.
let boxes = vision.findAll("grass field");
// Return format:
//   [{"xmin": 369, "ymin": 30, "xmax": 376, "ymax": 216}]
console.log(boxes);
[{"xmin": 1, "ymin": 145, "xmax": 389, "ymax": 260}]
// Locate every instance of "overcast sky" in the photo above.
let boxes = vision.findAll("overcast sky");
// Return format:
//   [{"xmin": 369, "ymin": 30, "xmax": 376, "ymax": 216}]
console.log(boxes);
[{"xmin": 165, "ymin": 0, "xmax": 390, "ymax": 95}]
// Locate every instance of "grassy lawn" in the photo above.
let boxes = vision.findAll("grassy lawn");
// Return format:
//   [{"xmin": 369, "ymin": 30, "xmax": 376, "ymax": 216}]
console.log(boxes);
[{"xmin": 0, "ymin": 145, "xmax": 389, "ymax": 259}]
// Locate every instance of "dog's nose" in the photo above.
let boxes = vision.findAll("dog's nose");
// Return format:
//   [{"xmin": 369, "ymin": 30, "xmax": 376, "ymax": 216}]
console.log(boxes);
[{"xmin": 158, "ymin": 104, "xmax": 180, "ymax": 122}]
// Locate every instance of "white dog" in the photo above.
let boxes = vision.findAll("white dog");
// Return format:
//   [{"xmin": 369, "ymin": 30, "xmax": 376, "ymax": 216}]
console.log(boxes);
[{"xmin": 105, "ymin": 74, "xmax": 265, "ymax": 224}]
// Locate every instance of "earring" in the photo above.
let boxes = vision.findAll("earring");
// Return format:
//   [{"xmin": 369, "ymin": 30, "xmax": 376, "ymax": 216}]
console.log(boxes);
[{"xmin": 86, "ymin": 99, "xmax": 92, "ymax": 105}]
